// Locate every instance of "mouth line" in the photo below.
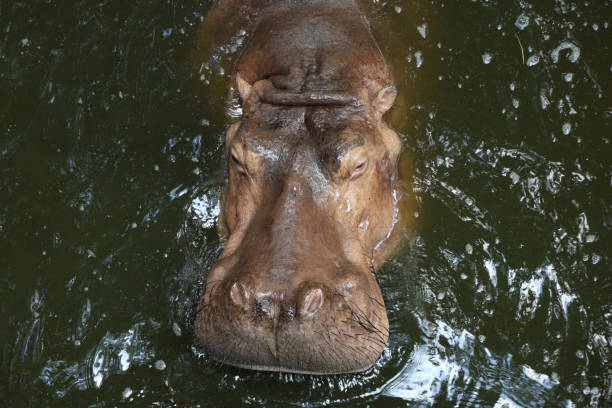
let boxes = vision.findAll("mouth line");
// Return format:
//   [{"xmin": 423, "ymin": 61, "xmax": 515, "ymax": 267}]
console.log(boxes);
[{"xmin": 210, "ymin": 358, "xmax": 373, "ymax": 375}]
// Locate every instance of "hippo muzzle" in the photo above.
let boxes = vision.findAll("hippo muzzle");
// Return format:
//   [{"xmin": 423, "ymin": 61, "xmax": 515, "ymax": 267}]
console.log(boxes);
[{"xmin": 194, "ymin": 0, "xmax": 401, "ymax": 374}]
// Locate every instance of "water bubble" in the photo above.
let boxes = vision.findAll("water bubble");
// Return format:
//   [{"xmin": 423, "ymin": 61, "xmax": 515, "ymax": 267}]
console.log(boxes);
[
  {"xmin": 562, "ymin": 123, "xmax": 572, "ymax": 135},
  {"xmin": 478, "ymin": 334, "xmax": 486, "ymax": 343},
  {"xmin": 591, "ymin": 254, "xmax": 600, "ymax": 264},
  {"xmin": 482, "ymin": 53, "xmax": 493, "ymax": 64},
  {"xmin": 512, "ymin": 98, "xmax": 520, "ymax": 108},
  {"xmin": 460, "ymin": 273, "xmax": 468, "ymax": 280},
  {"xmin": 575, "ymin": 350, "xmax": 584, "ymax": 359},
  {"xmin": 550, "ymin": 41, "xmax": 581, "ymax": 63},
  {"xmin": 515, "ymin": 14, "xmax": 530, "ymax": 30},
  {"xmin": 394, "ymin": 5, "xmax": 402, "ymax": 13},
  {"xmin": 466, "ymin": 243, "xmax": 473, "ymax": 254},
  {"xmin": 437, "ymin": 292, "xmax": 445, "ymax": 300},
  {"xmin": 564, "ymin": 73, "xmax": 574, "ymax": 82},
  {"xmin": 526, "ymin": 54, "xmax": 540, "ymax": 66},
  {"xmin": 154, "ymin": 360, "xmax": 166, "ymax": 370},
  {"xmin": 509, "ymin": 82, "xmax": 516, "ymax": 91},
  {"xmin": 592, "ymin": 23, "xmax": 599, "ymax": 31}
]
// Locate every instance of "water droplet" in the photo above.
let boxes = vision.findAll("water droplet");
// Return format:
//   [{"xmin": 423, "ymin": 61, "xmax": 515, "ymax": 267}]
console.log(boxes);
[
  {"xmin": 122, "ymin": 387, "xmax": 133, "ymax": 399},
  {"xmin": 460, "ymin": 273, "xmax": 468, "ymax": 280},
  {"xmin": 437, "ymin": 292, "xmax": 445, "ymax": 300},
  {"xmin": 562, "ymin": 123, "xmax": 572, "ymax": 135},
  {"xmin": 482, "ymin": 53, "xmax": 493, "ymax": 64},
  {"xmin": 131, "ymin": 222, "xmax": 138, "ymax": 229},
  {"xmin": 526, "ymin": 54, "xmax": 540, "ymax": 66},
  {"xmin": 466, "ymin": 243, "xmax": 473, "ymax": 254},
  {"xmin": 172, "ymin": 322, "xmax": 182, "ymax": 337},
  {"xmin": 414, "ymin": 51, "xmax": 423, "ymax": 68},
  {"xmin": 512, "ymin": 98, "xmax": 520, "ymax": 108},
  {"xmin": 515, "ymin": 14, "xmax": 530, "ymax": 30},
  {"xmin": 154, "ymin": 360, "xmax": 166, "ymax": 370},
  {"xmin": 93, "ymin": 373, "xmax": 103, "ymax": 388},
  {"xmin": 394, "ymin": 5, "xmax": 402, "ymax": 13},
  {"xmin": 592, "ymin": 23, "xmax": 599, "ymax": 31},
  {"xmin": 509, "ymin": 82, "xmax": 516, "ymax": 91},
  {"xmin": 417, "ymin": 23, "xmax": 427, "ymax": 39},
  {"xmin": 564, "ymin": 73, "xmax": 574, "ymax": 82}
]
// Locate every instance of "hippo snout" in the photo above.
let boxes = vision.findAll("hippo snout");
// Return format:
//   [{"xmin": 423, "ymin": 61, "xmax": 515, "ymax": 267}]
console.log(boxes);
[{"xmin": 195, "ymin": 266, "xmax": 389, "ymax": 374}]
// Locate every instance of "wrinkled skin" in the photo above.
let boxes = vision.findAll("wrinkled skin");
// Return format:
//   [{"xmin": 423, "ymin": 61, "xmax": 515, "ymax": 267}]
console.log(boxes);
[{"xmin": 194, "ymin": 0, "xmax": 401, "ymax": 374}]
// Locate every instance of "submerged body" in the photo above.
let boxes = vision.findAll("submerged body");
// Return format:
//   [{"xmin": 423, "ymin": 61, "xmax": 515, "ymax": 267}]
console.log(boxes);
[{"xmin": 194, "ymin": 0, "xmax": 401, "ymax": 374}]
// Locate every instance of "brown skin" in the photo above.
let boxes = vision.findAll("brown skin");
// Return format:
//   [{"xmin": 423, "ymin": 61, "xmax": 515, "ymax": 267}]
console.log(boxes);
[{"xmin": 194, "ymin": 0, "xmax": 401, "ymax": 374}]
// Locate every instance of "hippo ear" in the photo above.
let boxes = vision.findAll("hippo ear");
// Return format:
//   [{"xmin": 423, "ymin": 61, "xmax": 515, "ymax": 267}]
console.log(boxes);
[
  {"xmin": 373, "ymin": 86, "xmax": 397, "ymax": 116},
  {"xmin": 235, "ymin": 73, "xmax": 253, "ymax": 102}
]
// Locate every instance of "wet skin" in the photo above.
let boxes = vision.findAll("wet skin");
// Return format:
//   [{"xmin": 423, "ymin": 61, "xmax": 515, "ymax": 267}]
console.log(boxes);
[{"xmin": 194, "ymin": 0, "xmax": 402, "ymax": 374}]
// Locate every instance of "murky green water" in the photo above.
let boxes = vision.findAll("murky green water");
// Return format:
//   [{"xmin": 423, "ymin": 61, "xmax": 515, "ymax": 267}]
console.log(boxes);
[{"xmin": 1, "ymin": 0, "xmax": 610, "ymax": 406}]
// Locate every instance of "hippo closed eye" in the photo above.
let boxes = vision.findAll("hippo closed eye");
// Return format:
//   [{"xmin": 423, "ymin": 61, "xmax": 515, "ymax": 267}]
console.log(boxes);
[{"xmin": 195, "ymin": 0, "xmax": 401, "ymax": 375}]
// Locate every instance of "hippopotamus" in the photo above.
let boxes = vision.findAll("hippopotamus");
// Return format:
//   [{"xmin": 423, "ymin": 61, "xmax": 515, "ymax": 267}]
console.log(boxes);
[{"xmin": 194, "ymin": 0, "xmax": 401, "ymax": 374}]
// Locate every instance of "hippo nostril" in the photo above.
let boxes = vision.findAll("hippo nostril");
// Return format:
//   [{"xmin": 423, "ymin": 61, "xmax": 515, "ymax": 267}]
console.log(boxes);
[
  {"xmin": 300, "ymin": 287, "xmax": 324, "ymax": 318},
  {"xmin": 230, "ymin": 282, "xmax": 249, "ymax": 310}
]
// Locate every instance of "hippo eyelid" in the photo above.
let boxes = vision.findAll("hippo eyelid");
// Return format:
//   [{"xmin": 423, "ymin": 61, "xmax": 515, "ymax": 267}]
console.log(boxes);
[
  {"xmin": 350, "ymin": 159, "xmax": 368, "ymax": 180},
  {"xmin": 230, "ymin": 149, "xmax": 248, "ymax": 175}
]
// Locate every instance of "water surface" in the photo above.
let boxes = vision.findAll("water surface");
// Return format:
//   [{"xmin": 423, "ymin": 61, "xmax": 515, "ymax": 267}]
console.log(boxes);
[{"xmin": 1, "ymin": 0, "xmax": 610, "ymax": 406}]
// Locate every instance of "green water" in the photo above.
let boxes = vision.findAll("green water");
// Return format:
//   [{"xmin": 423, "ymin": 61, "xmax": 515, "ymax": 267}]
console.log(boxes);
[{"xmin": 1, "ymin": 0, "xmax": 610, "ymax": 406}]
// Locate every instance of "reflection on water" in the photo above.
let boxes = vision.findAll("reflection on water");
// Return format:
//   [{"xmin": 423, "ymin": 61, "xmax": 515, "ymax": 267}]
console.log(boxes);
[{"xmin": 0, "ymin": 0, "xmax": 609, "ymax": 406}]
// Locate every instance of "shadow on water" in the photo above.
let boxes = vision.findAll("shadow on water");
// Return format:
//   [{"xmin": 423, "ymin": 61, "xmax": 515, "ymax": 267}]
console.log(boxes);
[{"xmin": 0, "ymin": 0, "xmax": 610, "ymax": 406}]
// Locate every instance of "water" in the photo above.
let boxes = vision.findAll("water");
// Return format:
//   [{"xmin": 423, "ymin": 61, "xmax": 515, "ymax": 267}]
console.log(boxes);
[{"xmin": 1, "ymin": 0, "xmax": 610, "ymax": 406}]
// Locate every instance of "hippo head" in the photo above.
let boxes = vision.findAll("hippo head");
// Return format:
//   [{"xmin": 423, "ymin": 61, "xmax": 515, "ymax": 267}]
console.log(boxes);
[{"xmin": 194, "ymin": 76, "xmax": 400, "ymax": 374}]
